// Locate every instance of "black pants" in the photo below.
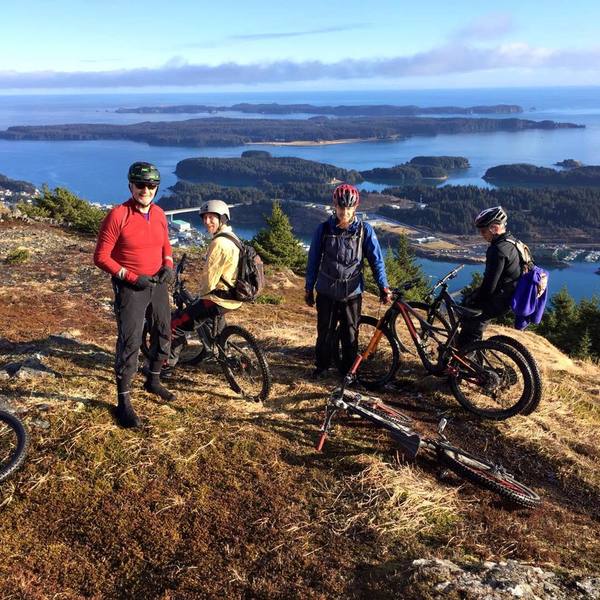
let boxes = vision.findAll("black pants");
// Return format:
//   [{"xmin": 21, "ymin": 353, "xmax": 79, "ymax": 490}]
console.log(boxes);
[
  {"xmin": 456, "ymin": 304, "xmax": 510, "ymax": 348},
  {"xmin": 315, "ymin": 293, "xmax": 362, "ymax": 374},
  {"xmin": 112, "ymin": 278, "xmax": 171, "ymax": 388},
  {"xmin": 168, "ymin": 299, "xmax": 225, "ymax": 366}
]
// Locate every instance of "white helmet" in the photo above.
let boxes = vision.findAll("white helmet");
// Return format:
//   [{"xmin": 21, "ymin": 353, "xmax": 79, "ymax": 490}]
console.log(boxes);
[{"xmin": 199, "ymin": 199, "xmax": 230, "ymax": 222}]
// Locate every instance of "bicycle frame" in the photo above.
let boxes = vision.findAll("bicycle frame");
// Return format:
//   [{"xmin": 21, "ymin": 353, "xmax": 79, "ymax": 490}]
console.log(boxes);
[{"xmin": 347, "ymin": 274, "xmax": 479, "ymax": 381}]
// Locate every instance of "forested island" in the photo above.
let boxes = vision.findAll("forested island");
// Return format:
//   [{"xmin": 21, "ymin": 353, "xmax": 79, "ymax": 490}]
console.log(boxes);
[
  {"xmin": 360, "ymin": 156, "xmax": 469, "ymax": 184},
  {"xmin": 483, "ymin": 163, "xmax": 600, "ymax": 186},
  {"xmin": 377, "ymin": 184, "xmax": 600, "ymax": 243},
  {"xmin": 115, "ymin": 102, "xmax": 524, "ymax": 116},
  {"xmin": 175, "ymin": 151, "xmax": 361, "ymax": 185},
  {"xmin": 0, "ymin": 116, "xmax": 582, "ymax": 148}
]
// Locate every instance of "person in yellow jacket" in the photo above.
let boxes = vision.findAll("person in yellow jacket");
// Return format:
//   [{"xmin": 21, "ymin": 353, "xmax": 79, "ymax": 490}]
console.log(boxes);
[{"xmin": 164, "ymin": 199, "xmax": 241, "ymax": 374}]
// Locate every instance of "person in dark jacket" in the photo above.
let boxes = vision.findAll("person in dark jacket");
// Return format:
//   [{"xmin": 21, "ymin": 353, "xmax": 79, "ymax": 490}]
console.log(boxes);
[
  {"xmin": 457, "ymin": 206, "xmax": 521, "ymax": 348},
  {"xmin": 305, "ymin": 184, "xmax": 391, "ymax": 379},
  {"xmin": 94, "ymin": 162, "xmax": 176, "ymax": 428}
]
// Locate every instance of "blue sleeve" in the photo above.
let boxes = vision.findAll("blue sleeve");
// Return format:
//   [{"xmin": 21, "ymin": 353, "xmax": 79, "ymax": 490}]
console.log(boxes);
[
  {"xmin": 363, "ymin": 223, "xmax": 389, "ymax": 289},
  {"xmin": 305, "ymin": 223, "xmax": 325, "ymax": 291}
]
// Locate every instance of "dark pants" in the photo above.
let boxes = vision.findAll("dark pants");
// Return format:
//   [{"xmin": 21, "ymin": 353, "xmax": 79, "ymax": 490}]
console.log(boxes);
[
  {"xmin": 112, "ymin": 278, "xmax": 171, "ymax": 388},
  {"xmin": 168, "ymin": 299, "xmax": 225, "ymax": 366},
  {"xmin": 456, "ymin": 303, "xmax": 510, "ymax": 349},
  {"xmin": 315, "ymin": 293, "xmax": 362, "ymax": 374}
]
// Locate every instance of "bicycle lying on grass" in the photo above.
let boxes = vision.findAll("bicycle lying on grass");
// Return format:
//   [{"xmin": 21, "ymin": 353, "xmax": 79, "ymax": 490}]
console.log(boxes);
[
  {"xmin": 335, "ymin": 266, "xmax": 539, "ymax": 420},
  {"xmin": 141, "ymin": 254, "xmax": 272, "ymax": 402},
  {"xmin": 316, "ymin": 386, "xmax": 540, "ymax": 508},
  {"xmin": 0, "ymin": 409, "xmax": 28, "ymax": 482}
]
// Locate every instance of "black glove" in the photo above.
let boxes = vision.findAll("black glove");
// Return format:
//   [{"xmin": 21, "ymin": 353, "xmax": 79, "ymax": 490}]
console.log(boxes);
[
  {"xmin": 305, "ymin": 289, "xmax": 315, "ymax": 307},
  {"xmin": 379, "ymin": 287, "xmax": 392, "ymax": 304},
  {"xmin": 135, "ymin": 274, "xmax": 157, "ymax": 290},
  {"xmin": 157, "ymin": 266, "xmax": 175, "ymax": 285}
]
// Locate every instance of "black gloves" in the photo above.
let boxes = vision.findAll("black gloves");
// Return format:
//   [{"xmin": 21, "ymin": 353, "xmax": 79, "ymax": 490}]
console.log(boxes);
[
  {"xmin": 157, "ymin": 266, "xmax": 175, "ymax": 285},
  {"xmin": 379, "ymin": 287, "xmax": 392, "ymax": 304},
  {"xmin": 305, "ymin": 289, "xmax": 315, "ymax": 307},
  {"xmin": 135, "ymin": 275, "xmax": 157, "ymax": 290}
]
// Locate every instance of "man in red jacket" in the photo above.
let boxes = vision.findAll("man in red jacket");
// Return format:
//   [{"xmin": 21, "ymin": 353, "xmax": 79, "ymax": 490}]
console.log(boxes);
[{"xmin": 94, "ymin": 162, "xmax": 175, "ymax": 428}]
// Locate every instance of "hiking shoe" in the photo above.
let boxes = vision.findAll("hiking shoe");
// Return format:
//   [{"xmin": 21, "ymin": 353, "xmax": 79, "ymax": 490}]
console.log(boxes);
[
  {"xmin": 311, "ymin": 368, "xmax": 329, "ymax": 381},
  {"xmin": 114, "ymin": 402, "xmax": 142, "ymax": 429},
  {"xmin": 143, "ymin": 380, "xmax": 176, "ymax": 402}
]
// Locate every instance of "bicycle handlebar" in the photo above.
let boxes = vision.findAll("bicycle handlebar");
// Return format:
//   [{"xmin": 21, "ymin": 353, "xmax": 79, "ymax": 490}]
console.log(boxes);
[{"xmin": 429, "ymin": 264, "xmax": 465, "ymax": 294}]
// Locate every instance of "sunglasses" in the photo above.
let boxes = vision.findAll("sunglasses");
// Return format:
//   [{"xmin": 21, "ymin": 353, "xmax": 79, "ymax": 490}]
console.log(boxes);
[{"xmin": 133, "ymin": 182, "xmax": 158, "ymax": 190}]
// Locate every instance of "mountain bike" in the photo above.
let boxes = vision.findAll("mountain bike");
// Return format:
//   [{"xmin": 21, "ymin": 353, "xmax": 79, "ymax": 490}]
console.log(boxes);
[
  {"xmin": 333, "ymin": 270, "xmax": 534, "ymax": 420},
  {"xmin": 382, "ymin": 266, "xmax": 542, "ymax": 415},
  {"xmin": 141, "ymin": 254, "xmax": 272, "ymax": 402},
  {"xmin": 316, "ymin": 387, "xmax": 540, "ymax": 508},
  {"xmin": 0, "ymin": 409, "xmax": 28, "ymax": 482}
]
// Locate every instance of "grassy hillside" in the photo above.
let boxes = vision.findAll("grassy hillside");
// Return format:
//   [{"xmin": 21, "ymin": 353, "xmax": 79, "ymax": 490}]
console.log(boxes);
[{"xmin": 0, "ymin": 219, "xmax": 599, "ymax": 598}]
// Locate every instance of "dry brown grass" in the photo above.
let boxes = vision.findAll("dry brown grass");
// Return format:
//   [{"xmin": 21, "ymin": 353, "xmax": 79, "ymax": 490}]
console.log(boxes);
[{"xmin": 0, "ymin": 220, "xmax": 599, "ymax": 596}]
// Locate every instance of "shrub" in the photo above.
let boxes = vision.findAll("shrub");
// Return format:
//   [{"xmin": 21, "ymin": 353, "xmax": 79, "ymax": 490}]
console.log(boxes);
[
  {"xmin": 255, "ymin": 293, "xmax": 284, "ymax": 305},
  {"xmin": 18, "ymin": 186, "xmax": 106, "ymax": 234},
  {"xmin": 4, "ymin": 248, "xmax": 30, "ymax": 264}
]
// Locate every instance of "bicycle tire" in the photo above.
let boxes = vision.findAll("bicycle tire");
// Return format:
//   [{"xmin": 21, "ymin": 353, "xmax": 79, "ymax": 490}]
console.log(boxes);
[
  {"xmin": 141, "ymin": 320, "xmax": 206, "ymax": 366},
  {"xmin": 333, "ymin": 316, "xmax": 400, "ymax": 390},
  {"xmin": 488, "ymin": 334, "xmax": 542, "ymax": 416},
  {"xmin": 438, "ymin": 444, "xmax": 540, "ymax": 508},
  {"xmin": 0, "ymin": 410, "xmax": 29, "ymax": 483},
  {"xmin": 448, "ymin": 339, "xmax": 533, "ymax": 420},
  {"xmin": 218, "ymin": 325, "xmax": 272, "ymax": 402},
  {"xmin": 403, "ymin": 302, "xmax": 452, "ymax": 373}
]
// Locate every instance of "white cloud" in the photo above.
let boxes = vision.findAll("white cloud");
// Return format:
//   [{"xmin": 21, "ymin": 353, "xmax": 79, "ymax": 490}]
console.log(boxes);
[{"xmin": 1, "ymin": 42, "xmax": 600, "ymax": 89}]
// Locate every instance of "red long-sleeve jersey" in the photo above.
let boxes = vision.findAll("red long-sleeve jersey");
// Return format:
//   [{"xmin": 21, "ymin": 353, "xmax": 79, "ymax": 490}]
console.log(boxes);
[{"xmin": 94, "ymin": 199, "xmax": 173, "ymax": 284}]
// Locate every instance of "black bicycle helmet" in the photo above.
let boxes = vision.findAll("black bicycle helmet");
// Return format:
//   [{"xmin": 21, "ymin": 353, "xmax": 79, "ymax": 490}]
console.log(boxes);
[
  {"xmin": 128, "ymin": 162, "xmax": 160, "ymax": 186},
  {"xmin": 475, "ymin": 206, "xmax": 507, "ymax": 228},
  {"xmin": 333, "ymin": 183, "xmax": 360, "ymax": 208}
]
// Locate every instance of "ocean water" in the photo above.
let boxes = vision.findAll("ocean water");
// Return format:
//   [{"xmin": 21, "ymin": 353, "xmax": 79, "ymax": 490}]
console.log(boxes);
[{"xmin": 0, "ymin": 87, "xmax": 599, "ymax": 299}]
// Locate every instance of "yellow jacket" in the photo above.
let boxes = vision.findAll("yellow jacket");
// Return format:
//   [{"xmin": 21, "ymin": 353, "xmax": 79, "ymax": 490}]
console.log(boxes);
[{"xmin": 198, "ymin": 225, "xmax": 242, "ymax": 310}]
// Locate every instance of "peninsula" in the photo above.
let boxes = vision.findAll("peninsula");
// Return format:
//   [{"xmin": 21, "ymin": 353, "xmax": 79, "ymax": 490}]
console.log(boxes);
[{"xmin": 0, "ymin": 117, "xmax": 582, "ymax": 148}]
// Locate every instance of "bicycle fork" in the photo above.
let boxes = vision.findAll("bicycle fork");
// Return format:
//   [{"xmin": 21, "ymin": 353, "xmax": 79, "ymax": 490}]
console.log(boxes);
[{"xmin": 316, "ymin": 404, "xmax": 338, "ymax": 452}]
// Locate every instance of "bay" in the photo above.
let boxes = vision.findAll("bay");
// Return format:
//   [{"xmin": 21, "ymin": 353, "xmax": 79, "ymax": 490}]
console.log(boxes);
[{"xmin": 0, "ymin": 87, "xmax": 599, "ymax": 300}]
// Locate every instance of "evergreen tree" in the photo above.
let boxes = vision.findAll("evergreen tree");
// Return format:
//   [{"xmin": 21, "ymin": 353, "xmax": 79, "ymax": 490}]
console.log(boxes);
[
  {"xmin": 19, "ymin": 186, "xmax": 105, "ymax": 234},
  {"xmin": 364, "ymin": 234, "xmax": 427, "ymax": 300},
  {"xmin": 251, "ymin": 201, "xmax": 306, "ymax": 270},
  {"xmin": 545, "ymin": 287, "xmax": 579, "ymax": 350},
  {"xmin": 573, "ymin": 328, "xmax": 593, "ymax": 360}
]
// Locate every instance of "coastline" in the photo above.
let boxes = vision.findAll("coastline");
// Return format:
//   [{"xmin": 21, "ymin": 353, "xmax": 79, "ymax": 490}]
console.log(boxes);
[{"xmin": 250, "ymin": 136, "xmax": 401, "ymax": 147}]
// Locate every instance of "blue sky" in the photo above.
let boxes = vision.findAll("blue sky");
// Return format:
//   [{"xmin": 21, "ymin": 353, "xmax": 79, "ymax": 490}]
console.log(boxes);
[{"xmin": 2, "ymin": 0, "xmax": 600, "ymax": 91}]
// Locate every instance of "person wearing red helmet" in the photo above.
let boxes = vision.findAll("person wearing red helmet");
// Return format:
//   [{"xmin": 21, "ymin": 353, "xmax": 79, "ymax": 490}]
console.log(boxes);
[
  {"xmin": 94, "ymin": 162, "xmax": 175, "ymax": 428},
  {"xmin": 305, "ymin": 183, "xmax": 391, "ymax": 379}
]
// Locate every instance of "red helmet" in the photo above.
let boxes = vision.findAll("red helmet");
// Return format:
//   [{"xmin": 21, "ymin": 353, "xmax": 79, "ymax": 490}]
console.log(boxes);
[{"xmin": 333, "ymin": 183, "xmax": 360, "ymax": 208}]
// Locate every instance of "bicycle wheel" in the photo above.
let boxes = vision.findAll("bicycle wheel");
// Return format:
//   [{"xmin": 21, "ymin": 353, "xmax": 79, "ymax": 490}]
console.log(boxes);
[
  {"xmin": 333, "ymin": 316, "xmax": 400, "ymax": 390},
  {"xmin": 402, "ymin": 302, "xmax": 452, "ymax": 373},
  {"xmin": 218, "ymin": 325, "xmax": 271, "ymax": 402},
  {"xmin": 438, "ymin": 444, "xmax": 540, "ymax": 508},
  {"xmin": 488, "ymin": 334, "xmax": 542, "ymax": 416},
  {"xmin": 0, "ymin": 411, "xmax": 28, "ymax": 482},
  {"xmin": 141, "ymin": 320, "xmax": 206, "ymax": 366},
  {"xmin": 448, "ymin": 340, "xmax": 533, "ymax": 420}
]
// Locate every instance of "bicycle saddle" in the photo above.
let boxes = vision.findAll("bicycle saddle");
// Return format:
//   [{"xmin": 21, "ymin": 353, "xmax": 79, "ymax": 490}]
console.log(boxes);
[{"xmin": 453, "ymin": 305, "xmax": 483, "ymax": 319}]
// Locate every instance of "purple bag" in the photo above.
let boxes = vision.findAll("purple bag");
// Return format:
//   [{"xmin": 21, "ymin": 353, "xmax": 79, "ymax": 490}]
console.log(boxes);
[{"xmin": 511, "ymin": 265, "xmax": 549, "ymax": 330}]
